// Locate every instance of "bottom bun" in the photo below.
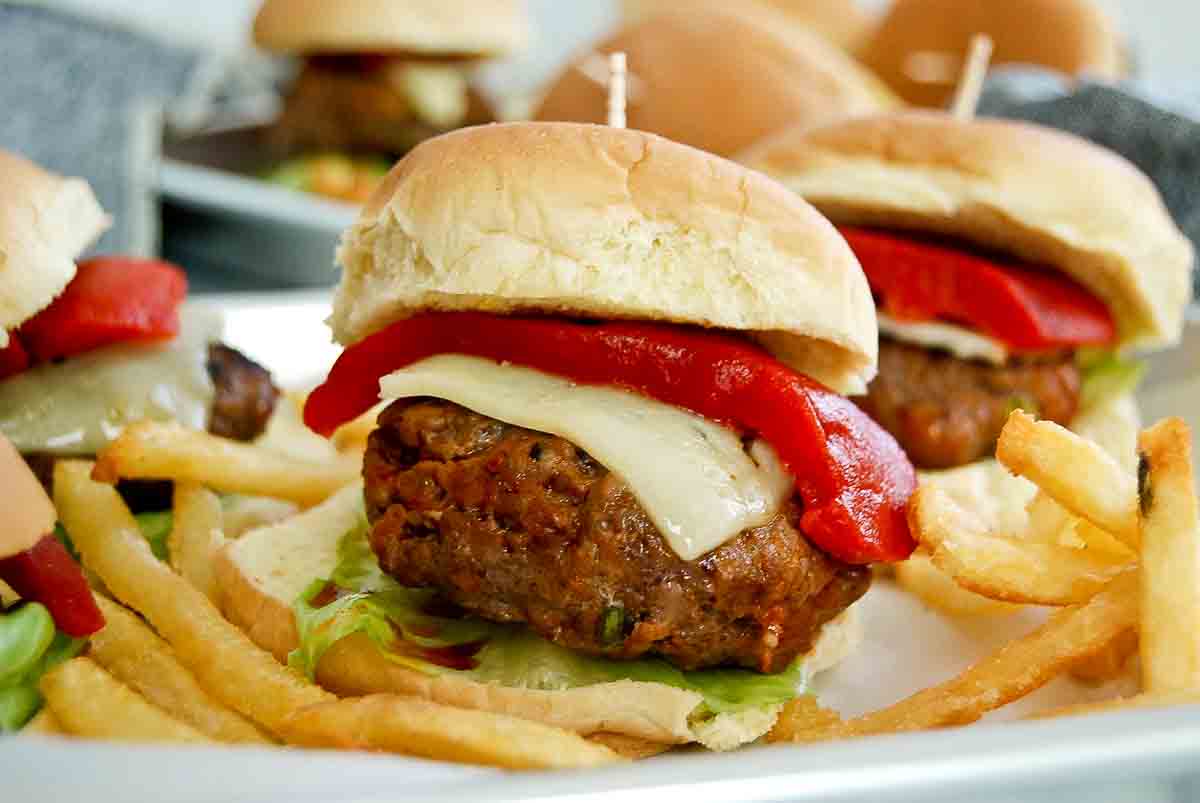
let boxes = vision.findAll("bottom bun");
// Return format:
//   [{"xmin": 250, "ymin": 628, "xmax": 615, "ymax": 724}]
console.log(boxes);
[
  {"xmin": 918, "ymin": 393, "xmax": 1140, "ymax": 527},
  {"xmin": 215, "ymin": 484, "xmax": 861, "ymax": 749}
]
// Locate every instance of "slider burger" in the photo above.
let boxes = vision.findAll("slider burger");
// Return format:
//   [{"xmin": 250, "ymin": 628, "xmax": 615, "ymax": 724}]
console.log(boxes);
[
  {"xmin": 254, "ymin": 0, "xmax": 530, "ymax": 202},
  {"xmin": 741, "ymin": 112, "xmax": 1193, "ymax": 497},
  {"xmin": 219, "ymin": 122, "xmax": 917, "ymax": 749},
  {"xmin": 534, "ymin": 6, "xmax": 898, "ymax": 158},
  {"xmin": 0, "ymin": 149, "xmax": 280, "ymax": 504},
  {"xmin": 619, "ymin": 0, "xmax": 872, "ymax": 52},
  {"xmin": 859, "ymin": 0, "xmax": 1123, "ymax": 108}
]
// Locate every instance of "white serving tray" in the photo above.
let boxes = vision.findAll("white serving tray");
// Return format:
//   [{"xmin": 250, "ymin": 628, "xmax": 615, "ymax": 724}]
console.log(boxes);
[
  {"xmin": 3, "ymin": 296, "xmax": 1198, "ymax": 803},
  {"xmin": 157, "ymin": 127, "xmax": 359, "ymax": 289}
]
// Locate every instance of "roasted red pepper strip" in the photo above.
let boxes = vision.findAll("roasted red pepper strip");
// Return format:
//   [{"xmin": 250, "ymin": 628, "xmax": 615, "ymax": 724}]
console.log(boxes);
[
  {"xmin": 305, "ymin": 313, "xmax": 917, "ymax": 564},
  {"xmin": 839, "ymin": 227, "xmax": 1116, "ymax": 352},
  {"xmin": 0, "ymin": 534, "xmax": 104, "ymax": 637},
  {"xmin": 0, "ymin": 335, "xmax": 30, "ymax": 380},
  {"xmin": 19, "ymin": 257, "xmax": 188, "ymax": 363}
]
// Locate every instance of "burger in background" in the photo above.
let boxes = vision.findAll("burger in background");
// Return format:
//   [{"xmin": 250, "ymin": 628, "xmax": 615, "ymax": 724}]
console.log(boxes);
[
  {"xmin": 219, "ymin": 122, "xmax": 918, "ymax": 750},
  {"xmin": 859, "ymin": 0, "xmax": 1123, "ymax": 108},
  {"xmin": 619, "ymin": 0, "xmax": 873, "ymax": 52},
  {"xmin": 0, "ymin": 149, "xmax": 279, "ymax": 505},
  {"xmin": 253, "ymin": 0, "xmax": 531, "ymax": 203},
  {"xmin": 741, "ymin": 111, "xmax": 1192, "ymax": 517},
  {"xmin": 534, "ymin": 6, "xmax": 898, "ymax": 158}
]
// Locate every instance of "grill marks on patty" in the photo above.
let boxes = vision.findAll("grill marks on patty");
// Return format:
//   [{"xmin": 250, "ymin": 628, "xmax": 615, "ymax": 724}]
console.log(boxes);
[
  {"xmin": 856, "ymin": 338, "xmax": 1082, "ymax": 470},
  {"xmin": 363, "ymin": 399, "xmax": 869, "ymax": 673}
]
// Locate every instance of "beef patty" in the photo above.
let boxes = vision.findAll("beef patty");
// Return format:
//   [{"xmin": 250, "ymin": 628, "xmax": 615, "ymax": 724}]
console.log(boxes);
[
  {"xmin": 270, "ymin": 59, "xmax": 494, "ymax": 156},
  {"xmin": 363, "ymin": 399, "xmax": 869, "ymax": 673},
  {"xmin": 25, "ymin": 343, "xmax": 278, "ymax": 508},
  {"xmin": 856, "ymin": 339, "xmax": 1081, "ymax": 470}
]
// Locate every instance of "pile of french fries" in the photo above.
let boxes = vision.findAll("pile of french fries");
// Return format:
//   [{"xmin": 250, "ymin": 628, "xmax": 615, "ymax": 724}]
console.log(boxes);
[
  {"xmin": 771, "ymin": 412, "xmax": 1200, "ymax": 743},
  {"xmin": 20, "ymin": 390, "xmax": 1200, "ymax": 766},
  {"xmin": 25, "ymin": 410, "xmax": 620, "ymax": 770}
]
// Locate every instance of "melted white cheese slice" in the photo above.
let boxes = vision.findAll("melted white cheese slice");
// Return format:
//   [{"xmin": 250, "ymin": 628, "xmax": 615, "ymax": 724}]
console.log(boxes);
[
  {"xmin": 379, "ymin": 355, "xmax": 793, "ymax": 561},
  {"xmin": 386, "ymin": 63, "xmax": 469, "ymax": 129},
  {"xmin": 878, "ymin": 313, "xmax": 1009, "ymax": 365},
  {"xmin": 0, "ymin": 306, "xmax": 220, "ymax": 455}
]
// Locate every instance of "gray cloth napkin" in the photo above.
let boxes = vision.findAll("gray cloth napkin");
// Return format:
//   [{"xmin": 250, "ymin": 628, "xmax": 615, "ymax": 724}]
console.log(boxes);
[
  {"xmin": 978, "ymin": 69, "xmax": 1200, "ymax": 300},
  {"xmin": 0, "ymin": 3, "xmax": 202, "ymax": 255}
]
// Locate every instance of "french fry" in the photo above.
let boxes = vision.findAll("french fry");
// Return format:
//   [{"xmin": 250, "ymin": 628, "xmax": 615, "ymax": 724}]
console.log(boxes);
[
  {"xmin": 1030, "ymin": 691, "xmax": 1200, "ymax": 720},
  {"xmin": 169, "ymin": 483, "xmax": 226, "ymax": 603},
  {"xmin": 221, "ymin": 496, "xmax": 299, "ymax": 540},
  {"xmin": 766, "ymin": 695, "xmax": 844, "ymax": 743},
  {"xmin": 280, "ymin": 695, "xmax": 623, "ymax": 770},
  {"xmin": 997, "ymin": 411, "xmax": 1139, "ymax": 549},
  {"xmin": 1137, "ymin": 418, "xmax": 1200, "ymax": 693},
  {"xmin": 90, "ymin": 595, "xmax": 269, "ymax": 744},
  {"xmin": 254, "ymin": 390, "xmax": 344, "ymax": 464},
  {"xmin": 1069, "ymin": 627, "xmax": 1138, "ymax": 685},
  {"xmin": 910, "ymin": 486, "xmax": 1130, "ymax": 606},
  {"xmin": 22, "ymin": 708, "xmax": 64, "ymax": 735},
  {"xmin": 92, "ymin": 421, "xmax": 359, "ymax": 507},
  {"xmin": 587, "ymin": 732, "xmax": 672, "ymax": 760},
  {"xmin": 54, "ymin": 461, "xmax": 334, "ymax": 738},
  {"xmin": 769, "ymin": 571, "xmax": 1139, "ymax": 742},
  {"xmin": 894, "ymin": 552, "xmax": 1022, "ymax": 617},
  {"xmin": 1023, "ymin": 490, "xmax": 1135, "ymax": 560},
  {"xmin": 41, "ymin": 658, "xmax": 211, "ymax": 744},
  {"xmin": 330, "ymin": 404, "xmax": 383, "ymax": 455}
]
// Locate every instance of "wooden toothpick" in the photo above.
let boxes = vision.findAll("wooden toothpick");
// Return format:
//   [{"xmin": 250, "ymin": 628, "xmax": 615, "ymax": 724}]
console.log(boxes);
[
  {"xmin": 607, "ymin": 51, "xmax": 628, "ymax": 129},
  {"xmin": 949, "ymin": 34, "xmax": 994, "ymax": 120}
]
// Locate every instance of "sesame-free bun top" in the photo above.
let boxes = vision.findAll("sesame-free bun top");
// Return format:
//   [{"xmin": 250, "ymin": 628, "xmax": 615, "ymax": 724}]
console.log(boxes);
[
  {"xmin": 533, "ymin": 7, "xmax": 899, "ymax": 158},
  {"xmin": 860, "ymin": 0, "xmax": 1122, "ymax": 107},
  {"xmin": 619, "ymin": 0, "xmax": 873, "ymax": 52},
  {"xmin": 739, "ymin": 112, "xmax": 1194, "ymax": 350},
  {"xmin": 0, "ymin": 150, "xmax": 110, "ymax": 347},
  {"xmin": 252, "ymin": 0, "xmax": 530, "ymax": 57},
  {"xmin": 332, "ymin": 122, "xmax": 879, "ymax": 394}
]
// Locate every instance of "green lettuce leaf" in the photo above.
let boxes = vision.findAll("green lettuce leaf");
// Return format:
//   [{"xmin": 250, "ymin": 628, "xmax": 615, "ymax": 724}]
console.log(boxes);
[
  {"xmin": 289, "ymin": 526, "xmax": 807, "ymax": 716},
  {"xmin": 1078, "ymin": 349, "xmax": 1146, "ymax": 411},
  {"xmin": 0, "ymin": 686, "xmax": 41, "ymax": 731},
  {"xmin": 57, "ymin": 512, "xmax": 172, "ymax": 562},
  {"xmin": 0, "ymin": 603, "xmax": 86, "ymax": 731},
  {"xmin": 0, "ymin": 603, "xmax": 55, "ymax": 687},
  {"xmin": 135, "ymin": 511, "xmax": 174, "ymax": 562},
  {"xmin": 263, "ymin": 155, "xmax": 390, "ymax": 194}
]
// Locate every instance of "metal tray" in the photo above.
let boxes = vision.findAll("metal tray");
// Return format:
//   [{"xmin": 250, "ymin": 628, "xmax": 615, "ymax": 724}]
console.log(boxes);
[
  {"xmin": 158, "ymin": 127, "xmax": 358, "ymax": 290},
  {"xmin": 3, "ymin": 297, "xmax": 1198, "ymax": 803}
]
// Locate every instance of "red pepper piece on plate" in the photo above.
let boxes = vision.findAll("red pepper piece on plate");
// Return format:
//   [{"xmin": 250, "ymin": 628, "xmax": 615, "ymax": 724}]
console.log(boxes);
[
  {"xmin": 839, "ymin": 226, "xmax": 1117, "ymax": 352},
  {"xmin": 304, "ymin": 313, "xmax": 918, "ymax": 565},
  {"xmin": 0, "ymin": 534, "xmax": 104, "ymax": 637},
  {"xmin": 19, "ymin": 256, "xmax": 188, "ymax": 363}
]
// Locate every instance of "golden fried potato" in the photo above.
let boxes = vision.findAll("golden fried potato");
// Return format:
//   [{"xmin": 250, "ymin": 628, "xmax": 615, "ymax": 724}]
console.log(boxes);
[
  {"xmin": 280, "ymin": 695, "xmax": 624, "ymax": 770},
  {"xmin": 41, "ymin": 658, "xmax": 211, "ymax": 744},
  {"xmin": 1137, "ymin": 418, "xmax": 1200, "ymax": 694},
  {"xmin": 90, "ymin": 595, "xmax": 268, "ymax": 743},
  {"xmin": 93, "ymin": 422, "xmax": 358, "ymax": 507},
  {"xmin": 54, "ymin": 461, "xmax": 334, "ymax": 738}
]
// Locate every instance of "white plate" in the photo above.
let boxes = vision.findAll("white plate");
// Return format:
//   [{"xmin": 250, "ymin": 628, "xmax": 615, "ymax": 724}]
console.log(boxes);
[{"xmin": 4, "ymin": 297, "xmax": 1199, "ymax": 803}]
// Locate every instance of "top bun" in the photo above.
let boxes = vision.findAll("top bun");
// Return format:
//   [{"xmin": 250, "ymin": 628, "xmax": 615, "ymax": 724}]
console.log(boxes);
[
  {"xmin": 331, "ymin": 122, "xmax": 879, "ymax": 394},
  {"xmin": 619, "ymin": 0, "xmax": 872, "ymax": 52},
  {"xmin": 533, "ymin": 7, "xmax": 898, "ymax": 158},
  {"xmin": 0, "ymin": 150, "xmax": 110, "ymax": 346},
  {"xmin": 739, "ymin": 112, "xmax": 1194, "ymax": 349},
  {"xmin": 860, "ymin": 0, "xmax": 1122, "ymax": 107},
  {"xmin": 252, "ymin": 0, "xmax": 530, "ymax": 57}
]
